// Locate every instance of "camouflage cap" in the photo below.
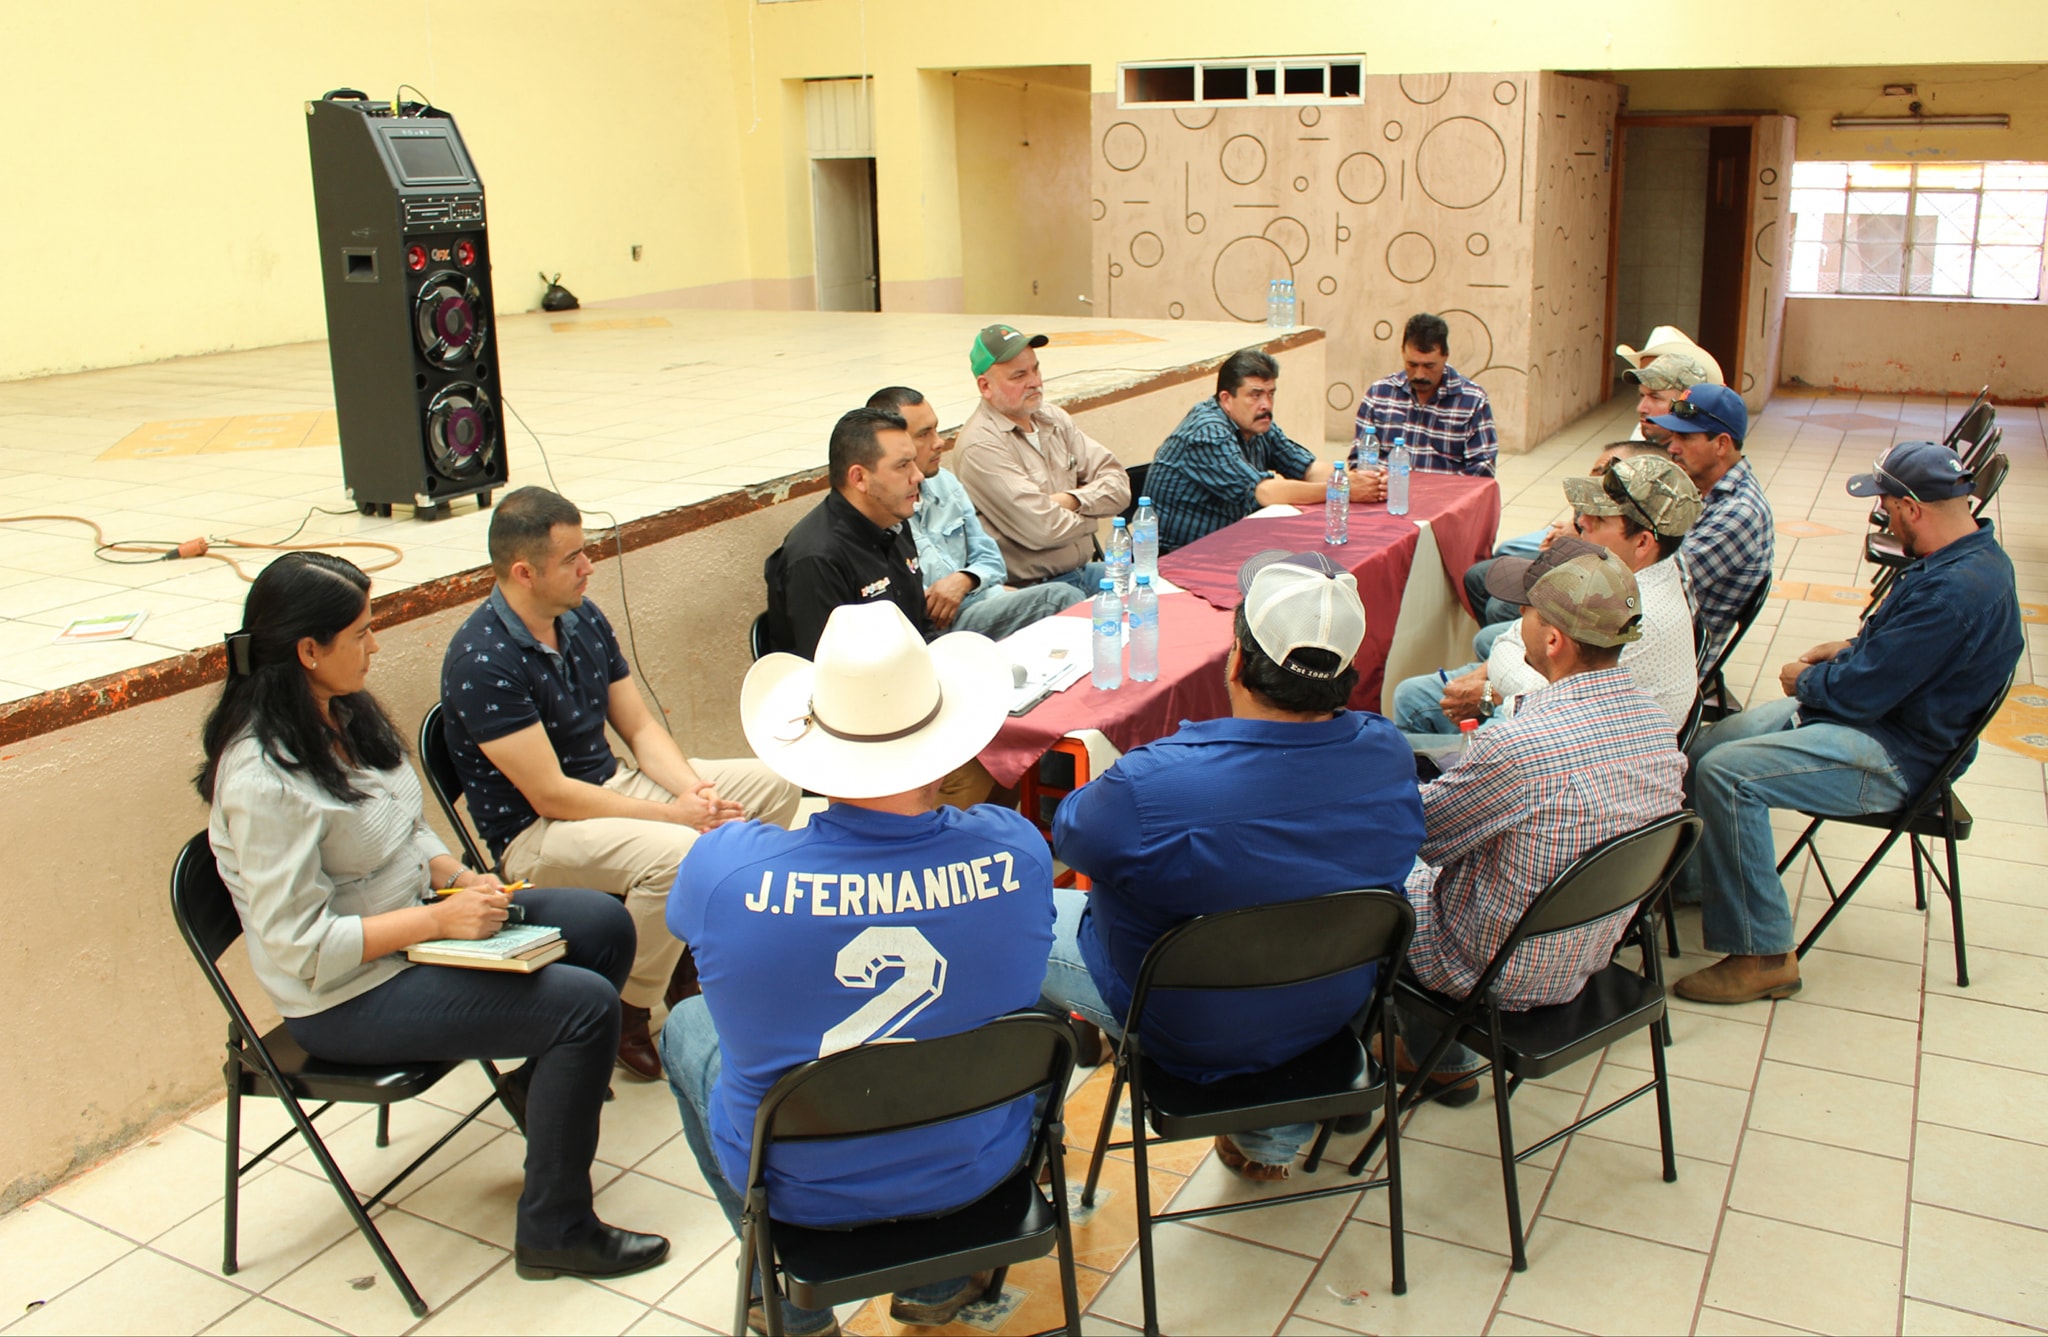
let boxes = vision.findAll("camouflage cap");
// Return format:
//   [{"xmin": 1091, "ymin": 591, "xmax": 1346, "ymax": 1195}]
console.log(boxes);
[
  {"xmin": 1623, "ymin": 351, "xmax": 1713, "ymax": 392},
  {"xmin": 1561, "ymin": 455, "xmax": 1703, "ymax": 537},
  {"xmin": 1482, "ymin": 537, "xmax": 1645, "ymax": 647}
]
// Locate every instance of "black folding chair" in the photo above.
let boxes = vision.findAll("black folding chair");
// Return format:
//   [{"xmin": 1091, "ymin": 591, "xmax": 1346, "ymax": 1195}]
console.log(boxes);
[
  {"xmin": 1942, "ymin": 390, "xmax": 1992, "ymax": 450},
  {"xmin": 1079, "ymin": 890, "xmax": 1416, "ymax": 1334},
  {"xmin": 417, "ymin": 701, "xmax": 494, "ymax": 874},
  {"xmin": 170, "ymin": 833, "xmax": 510, "ymax": 1318},
  {"xmin": 1698, "ymin": 576, "xmax": 1771, "ymax": 723},
  {"xmin": 1351, "ymin": 812, "xmax": 1703, "ymax": 1272},
  {"xmin": 740, "ymin": 1011, "xmax": 1082, "ymax": 1337},
  {"xmin": 1777, "ymin": 674, "xmax": 2014, "ymax": 987},
  {"xmin": 1116, "ymin": 461, "xmax": 1153, "ymax": 525},
  {"xmin": 750, "ymin": 610, "xmax": 774, "ymax": 662},
  {"xmin": 1662, "ymin": 694, "xmax": 1709, "ymax": 965}
]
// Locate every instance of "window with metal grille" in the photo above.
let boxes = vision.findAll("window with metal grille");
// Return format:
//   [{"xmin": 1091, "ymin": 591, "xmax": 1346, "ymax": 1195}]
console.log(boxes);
[
  {"xmin": 1117, "ymin": 58, "xmax": 1365, "ymax": 108},
  {"xmin": 1789, "ymin": 161, "xmax": 2048, "ymax": 301}
]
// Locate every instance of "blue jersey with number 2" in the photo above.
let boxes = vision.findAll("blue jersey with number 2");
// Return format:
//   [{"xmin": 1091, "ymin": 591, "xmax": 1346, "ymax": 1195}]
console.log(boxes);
[{"xmin": 671, "ymin": 802, "xmax": 1056, "ymax": 1227}]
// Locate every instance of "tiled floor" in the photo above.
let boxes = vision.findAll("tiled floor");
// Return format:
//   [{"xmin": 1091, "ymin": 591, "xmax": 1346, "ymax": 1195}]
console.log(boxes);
[
  {"xmin": 0, "ymin": 309, "xmax": 1264, "ymax": 704},
  {"xmin": 6, "ymin": 387, "xmax": 2047, "ymax": 1336}
]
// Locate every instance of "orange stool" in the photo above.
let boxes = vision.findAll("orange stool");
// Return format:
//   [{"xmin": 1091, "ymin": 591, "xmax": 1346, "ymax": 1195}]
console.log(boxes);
[{"xmin": 1017, "ymin": 736, "xmax": 1092, "ymax": 891}]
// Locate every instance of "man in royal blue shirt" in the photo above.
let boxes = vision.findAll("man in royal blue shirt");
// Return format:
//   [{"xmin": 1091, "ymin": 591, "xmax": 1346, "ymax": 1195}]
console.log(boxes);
[
  {"xmin": 1674, "ymin": 442, "xmax": 2022, "ymax": 1005},
  {"xmin": 659, "ymin": 601, "xmax": 1054, "ymax": 1335},
  {"xmin": 1043, "ymin": 551, "xmax": 1425, "ymax": 1180}
]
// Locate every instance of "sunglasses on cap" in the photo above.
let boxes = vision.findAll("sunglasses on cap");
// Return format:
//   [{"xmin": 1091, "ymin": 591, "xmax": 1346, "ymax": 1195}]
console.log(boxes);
[
  {"xmin": 1666, "ymin": 398, "xmax": 1712, "ymax": 421},
  {"xmin": 1601, "ymin": 467, "xmax": 1661, "ymax": 533}
]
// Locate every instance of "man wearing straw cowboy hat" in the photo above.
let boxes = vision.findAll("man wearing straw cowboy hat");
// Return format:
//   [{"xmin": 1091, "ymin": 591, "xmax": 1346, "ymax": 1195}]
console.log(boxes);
[{"xmin": 658, "ymin": 601, "xmax": 1055, "ymax": 1336}]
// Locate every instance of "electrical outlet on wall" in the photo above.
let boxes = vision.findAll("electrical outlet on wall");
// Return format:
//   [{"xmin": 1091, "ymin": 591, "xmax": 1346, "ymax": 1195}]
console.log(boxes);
[
  {"xmin": 631, "ymin": 244, "xmax": 643, "ymax": 261},
  {"xmin": 1032, "ymin": 279, "xmax": 1039, "ymax": 295}
]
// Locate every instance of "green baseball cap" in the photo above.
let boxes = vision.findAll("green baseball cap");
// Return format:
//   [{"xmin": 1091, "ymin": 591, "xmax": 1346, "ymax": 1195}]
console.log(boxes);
[
  {"xmin": 1482, "ymin": 537, "xmax": 1644, "ymax": 647},
  {"xmin": 969, "ymin": 323, "xmax": 1049, "ymax": 376},
  {"xmin": 1562, "ymin": 455, "xmax": 1702, "ymax": 537}
]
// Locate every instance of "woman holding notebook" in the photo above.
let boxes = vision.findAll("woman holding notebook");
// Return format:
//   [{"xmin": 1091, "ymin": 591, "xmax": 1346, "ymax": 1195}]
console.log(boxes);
[{"xmin": 197, "ymin": 552, "xmax": 669, "ymax": 1284}]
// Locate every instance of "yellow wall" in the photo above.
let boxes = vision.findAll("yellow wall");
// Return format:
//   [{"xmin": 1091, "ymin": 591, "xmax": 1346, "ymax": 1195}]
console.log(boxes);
[
  {"xmin": 952, "ymin": 67, "xmax": 1093, "ymax": 318},
  {"xmin": 0, "ymin": 0, "xmax": 754, "ymax": 380}
]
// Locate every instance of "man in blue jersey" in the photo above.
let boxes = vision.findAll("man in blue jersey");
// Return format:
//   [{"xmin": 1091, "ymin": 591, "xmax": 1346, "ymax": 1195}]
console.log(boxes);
[
  {"xmin": 659, "ymin": 600, "xmax": 1054, "ymax": 1336},
  {"xmin": 1042, "ymin": 551, "xmax": 1425, "ymax": 1180}
]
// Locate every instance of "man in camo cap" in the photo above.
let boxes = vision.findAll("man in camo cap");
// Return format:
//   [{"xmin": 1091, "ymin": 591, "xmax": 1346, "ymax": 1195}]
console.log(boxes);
[{"xmin": 1627, "ymin": 350, "xmax": 1716, "ymax": 444}]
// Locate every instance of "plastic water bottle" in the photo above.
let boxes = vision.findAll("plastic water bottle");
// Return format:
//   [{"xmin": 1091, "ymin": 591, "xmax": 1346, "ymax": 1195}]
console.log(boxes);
[
  {"xmin": 1091, "ymin": 580, "xmax": 1123, "ymax": 690},
  {"xmin": 1266, "ymin": 279, "xmax": 1282, "ymax": 328},
  {"xmin": 1131, "ymin": 497, "xmax": 1159, "ymax": 580},
  {"xmin": 1388, "ymin": 437, "xmax": 1412, "ymax": 517},
  {"xmin": 1325, "ymin": 462, "xmax": 1350, "ymax": 546},
  {"xmin": 1356, "ymin": 421, "xmax": 1380, "ymax": 473},
  {"xmin": 1106, "ymin": 517, "xmax": 1134, "ymax": 603},
  {"xmin": 1128, "ymin": 576, "xmax": 1159, "ymax": 683},
  {"xmin": 1280, "ymin": 279, "xmax": 1298, "ymax": 328}
]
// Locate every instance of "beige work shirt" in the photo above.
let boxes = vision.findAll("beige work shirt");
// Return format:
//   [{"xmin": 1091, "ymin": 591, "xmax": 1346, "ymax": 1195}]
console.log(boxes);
[{"xmin": 951, "ymin": 400, "xmax": 1131, "ymax": 582}]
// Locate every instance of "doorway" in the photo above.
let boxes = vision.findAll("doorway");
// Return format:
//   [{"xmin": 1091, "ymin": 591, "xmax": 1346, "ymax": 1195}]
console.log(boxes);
[
  {"xmin": 811, "ymin": 157, "xmax": 880, "ymax": 312},
  {"xmin": 1609, "ymin": 116, "xmax": 1758, "ymax": 389}
]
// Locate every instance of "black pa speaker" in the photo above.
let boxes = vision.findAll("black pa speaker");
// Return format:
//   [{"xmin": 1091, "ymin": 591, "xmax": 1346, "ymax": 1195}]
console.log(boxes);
[{"xmin": 306, "ymin": 91, "xmax": 507, "ymax": 517}]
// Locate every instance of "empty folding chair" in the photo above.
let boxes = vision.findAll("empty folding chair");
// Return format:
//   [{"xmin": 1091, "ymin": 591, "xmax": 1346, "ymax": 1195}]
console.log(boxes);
[
  {"xmin": 1776, "ymin": 675, "xmax": 2013, "ymax": 986},
  {"xmin": 1698, "ymin": 577, "xmax": 1772, "ymax": 723}
]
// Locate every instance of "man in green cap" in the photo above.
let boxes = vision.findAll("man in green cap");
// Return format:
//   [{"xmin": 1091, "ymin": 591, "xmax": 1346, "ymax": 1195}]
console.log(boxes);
[
  {"xmin": 952, "ymin": 324, "xmax": 1131, "ymax": 594},
  {"xmin": 1393, "ymin": 456, "xmax": 1702, "ymax": 738}
]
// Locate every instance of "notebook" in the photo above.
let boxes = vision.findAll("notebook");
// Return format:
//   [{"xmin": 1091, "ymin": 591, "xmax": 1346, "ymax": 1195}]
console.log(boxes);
[
  {"xmin": 407, "ymin": 940, "xmax": 567, "ymax": 973},
  {"xmin": 406, "ymin": 923, "xmax": 562, "ymax": 968}
]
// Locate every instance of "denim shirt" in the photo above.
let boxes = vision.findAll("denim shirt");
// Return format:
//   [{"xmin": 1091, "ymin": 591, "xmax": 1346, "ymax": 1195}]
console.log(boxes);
[
  {"xmin": 909, "ymin": 467, "xmax": 1008, "ymax": 594},
  {"xmin": 1796, "ymin": 521, "xmax": 2022, "ymax": 792}
]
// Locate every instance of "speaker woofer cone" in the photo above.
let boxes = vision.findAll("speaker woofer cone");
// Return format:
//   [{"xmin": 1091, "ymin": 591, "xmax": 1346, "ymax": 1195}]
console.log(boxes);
[
  {"xmin": 413, "ymin": 270, "xmax": 489, "ymax": 368},
  {"xmin": 424, "ymin": 384, "xmax": 498, "ymax": 480}
]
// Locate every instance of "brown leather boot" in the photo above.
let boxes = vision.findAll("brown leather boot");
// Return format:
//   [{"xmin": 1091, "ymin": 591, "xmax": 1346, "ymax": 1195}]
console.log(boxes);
[
  {"xmin": 664, "ymin": 950, "xmax": 702, "ymax": 1009},
  {"xmin": 616, "ymin": 1003, "xmax": 662, "ymax": 1081},
  {"xmin": 1674, "ymin": 953, "xmax": 1802, "ymax": 1005}
]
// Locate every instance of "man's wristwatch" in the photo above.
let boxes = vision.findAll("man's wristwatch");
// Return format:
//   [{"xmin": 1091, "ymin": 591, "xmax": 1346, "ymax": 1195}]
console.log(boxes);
[{"xmin": 1480, "ymin": 680, "xmax": 1497, "ymax": 716}]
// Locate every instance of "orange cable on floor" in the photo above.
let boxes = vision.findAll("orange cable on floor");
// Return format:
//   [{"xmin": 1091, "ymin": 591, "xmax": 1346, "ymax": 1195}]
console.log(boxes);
[{"xmin": 0, "ymin": 514, "xmax": 406, "ymax": 583}]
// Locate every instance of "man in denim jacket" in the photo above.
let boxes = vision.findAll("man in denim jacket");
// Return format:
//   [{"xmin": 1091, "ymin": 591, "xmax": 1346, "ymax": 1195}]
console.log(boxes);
[{"xmin": 869, "ymin": 386, "xmax": 1081, "ymax": 640}]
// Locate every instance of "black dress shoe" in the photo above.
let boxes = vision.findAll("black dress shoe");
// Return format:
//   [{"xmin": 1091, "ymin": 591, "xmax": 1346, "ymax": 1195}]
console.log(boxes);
[{"xmin": 515, "ymin": 1224, "xmax": 670, "ymax": 1281}]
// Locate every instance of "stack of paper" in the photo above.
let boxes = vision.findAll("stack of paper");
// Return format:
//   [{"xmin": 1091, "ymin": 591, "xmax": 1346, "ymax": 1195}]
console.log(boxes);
[{"xmin": 407, "ymin": 923, "xmax": 565, "ymax": 972}]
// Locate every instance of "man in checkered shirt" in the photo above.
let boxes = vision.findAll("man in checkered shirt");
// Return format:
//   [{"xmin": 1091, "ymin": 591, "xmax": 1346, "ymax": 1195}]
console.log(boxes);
[
  {"xmin": 1648, "ymin": 383, "xmax": 1774, "ymax": 666},
  {"xmin": 1397, "ymin": 546, "xmax": 1686, "ymax": 1098},
  {"xmin": 1347, "ymin": 312, "xmax": 1498, "ymax": 477}
]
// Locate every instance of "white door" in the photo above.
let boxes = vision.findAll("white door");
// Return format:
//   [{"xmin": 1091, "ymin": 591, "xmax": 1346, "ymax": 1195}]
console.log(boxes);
[{"xmin": 812, "ymin": 157, "xmax": 879, "ymax": 312}]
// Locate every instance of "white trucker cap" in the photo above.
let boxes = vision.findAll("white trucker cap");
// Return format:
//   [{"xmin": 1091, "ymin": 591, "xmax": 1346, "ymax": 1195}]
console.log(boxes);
[{"xmin": 1236, "ymin": 550, "xmax": 1368, "ymax": 679}]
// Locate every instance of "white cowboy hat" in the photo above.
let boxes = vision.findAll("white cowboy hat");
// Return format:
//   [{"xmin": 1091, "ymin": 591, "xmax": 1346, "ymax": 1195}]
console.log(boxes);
[
  {"xmin": 1614, "ymin": 324, "xmax": 1725, "ymax": 385},
  {"xmin": 741, "ymin": 601, "xmax": 1011, "ymax": 798}
]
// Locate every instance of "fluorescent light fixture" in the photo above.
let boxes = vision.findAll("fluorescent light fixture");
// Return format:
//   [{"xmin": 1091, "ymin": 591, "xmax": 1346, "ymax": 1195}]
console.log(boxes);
[{"xmin": 1831, "ymin": 113, "xmax": 2010, "ymax": 129}]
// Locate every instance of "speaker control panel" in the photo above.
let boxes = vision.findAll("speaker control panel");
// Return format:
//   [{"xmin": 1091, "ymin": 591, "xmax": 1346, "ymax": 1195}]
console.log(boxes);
[{"xmin": 403, "ymin": 194, "xmax": 485, "ymax": 230}]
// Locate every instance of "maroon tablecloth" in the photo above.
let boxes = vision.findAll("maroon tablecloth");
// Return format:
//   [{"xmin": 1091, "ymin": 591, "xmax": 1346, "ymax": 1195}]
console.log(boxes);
[{"xmin": 977, "ymin": 475, "xmax": 1501, "ymax": 788}]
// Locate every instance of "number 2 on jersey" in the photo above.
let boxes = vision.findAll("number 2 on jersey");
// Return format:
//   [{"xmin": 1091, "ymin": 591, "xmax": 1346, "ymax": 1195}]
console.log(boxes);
[{"xmin": 818, "ymin": 926, "xmax": 949, "ymax": 1057}]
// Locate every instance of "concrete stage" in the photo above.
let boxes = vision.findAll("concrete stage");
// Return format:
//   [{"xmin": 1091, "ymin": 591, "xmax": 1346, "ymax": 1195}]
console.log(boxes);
[{"xmin": 0, "ymin": 308, "xmax": 1324, "ymax": 727}]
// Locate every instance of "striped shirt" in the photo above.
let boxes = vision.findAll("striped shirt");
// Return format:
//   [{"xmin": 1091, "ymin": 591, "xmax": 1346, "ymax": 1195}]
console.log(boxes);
[
  {"xmin": 1349, "ymin": 368, "xmax": 1498, "ymax": 477},
  {"xmin": 1406, "ymin": 668, "xmax": 1686, "ymax": 1008},
  {"xmin": 1147, "ymin": 397, "xmax": 1319, "ymax": 552},
  {"xmin": 1683, "ymin": 456, "xmax": 1774, "ymax": 665}
]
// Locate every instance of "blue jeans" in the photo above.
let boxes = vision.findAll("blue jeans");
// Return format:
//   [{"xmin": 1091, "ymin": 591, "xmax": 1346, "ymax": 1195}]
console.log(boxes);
[
  {"xmin": 1463, "ymin": 558, "xmax": 1524, "ymax": 629},
  {"xmin": 1472, "ymin": 619, "xmax": 1511, "ymax": 661},
  {"xmin": 1037, "ymin": 888, "xmax": 1314, "ymax": 1167},
  {"xmin": 659, "ymin": 998, "xmax": 968, "ymax": 1334},
  {"xmin": 1677, "ymin": 697, "xmax": 1910, "ymax": 957},
  {"xmin": 1391, "ymin": 663, "xmax": 1484, "ymax": 736},
  {"xmin": 954, "ymin": 581, "xmax": 1081, "ymax": 639},
  {"xmin": 285, "ymin": 887, "xmax": 632, "ymax": 1250},
  {"xmin": 1039, "ymin": 561, "xmax": 1108, "ymax": 599}
]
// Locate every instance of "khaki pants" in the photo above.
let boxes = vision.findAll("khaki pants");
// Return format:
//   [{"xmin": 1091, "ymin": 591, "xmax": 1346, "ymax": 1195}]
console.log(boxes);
[{"xmin": 499, "ymin": 759, "xmax": 802, "ymax": 1008}]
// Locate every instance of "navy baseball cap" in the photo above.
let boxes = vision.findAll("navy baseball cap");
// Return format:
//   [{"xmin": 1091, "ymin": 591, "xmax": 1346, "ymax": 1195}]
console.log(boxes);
[
  {"xmin": 1846, "ymin": 441, "xmax": 1975, "ymax": 502},
  {"xmin": 1646, "ymin": 382, "xmax": 1748, "ymax": 442}
]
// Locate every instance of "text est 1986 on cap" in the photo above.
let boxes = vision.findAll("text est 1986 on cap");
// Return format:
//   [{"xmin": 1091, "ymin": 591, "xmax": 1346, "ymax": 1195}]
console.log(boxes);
[{"xmin": 1236, "ymin": 549, "xmax": 1368, "ymax": 678}]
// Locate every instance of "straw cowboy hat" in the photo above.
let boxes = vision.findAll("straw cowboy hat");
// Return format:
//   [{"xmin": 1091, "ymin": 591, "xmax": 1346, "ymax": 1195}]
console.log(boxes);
[{"xmin": 740, "ymin": 600, "xmax": 1011, "ymax": 798}]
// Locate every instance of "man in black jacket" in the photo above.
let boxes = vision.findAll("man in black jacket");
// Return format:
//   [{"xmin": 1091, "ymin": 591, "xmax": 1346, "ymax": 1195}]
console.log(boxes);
[{"xmin": 765, "ymin": 407, "xmax": 931, "ymax": 658}]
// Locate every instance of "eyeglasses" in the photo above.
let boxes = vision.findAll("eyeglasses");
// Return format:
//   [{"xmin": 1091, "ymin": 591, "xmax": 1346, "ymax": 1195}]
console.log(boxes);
[{"xmin": 1873, "ymin": 457, "xmax": 1924, "ymax": 503}]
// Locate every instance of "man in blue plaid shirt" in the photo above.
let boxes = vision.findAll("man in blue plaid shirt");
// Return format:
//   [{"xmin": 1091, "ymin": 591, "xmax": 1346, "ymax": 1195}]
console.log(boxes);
[
  {"xmin": 1347, "ymin": 313, "xmax": 1498, "ymax": 477},
  {"xmin": 1645, "ymin": 384, "xmax": 1774, "ymax": 664},
  {"xmin": 1147, "ymin": 350, "xmax": 1383, "ymax": 552}
]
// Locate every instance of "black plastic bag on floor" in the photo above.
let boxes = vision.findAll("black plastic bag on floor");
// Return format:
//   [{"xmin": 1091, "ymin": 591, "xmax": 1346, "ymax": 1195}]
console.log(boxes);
[{"xmin": 539, "ymin": 272, "xmax": 579, "ymax": 311}]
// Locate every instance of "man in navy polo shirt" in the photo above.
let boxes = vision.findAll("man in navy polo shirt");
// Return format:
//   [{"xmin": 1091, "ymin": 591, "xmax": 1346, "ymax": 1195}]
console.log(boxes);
[
  {"xmin": 441, "ymin": 487, "xmax": 801, "ymax": 1080},
  {"xmin": 1042, "ymin": 551, "xmax": 1425, "ymax": 1180},
  {"xmin": 660, "ymin": 600, "xmax": 1054, "ymax": 1336},
  {"xmin": 1674, "ymin": 442, "xmax": 2021, "ymax": 1005}
]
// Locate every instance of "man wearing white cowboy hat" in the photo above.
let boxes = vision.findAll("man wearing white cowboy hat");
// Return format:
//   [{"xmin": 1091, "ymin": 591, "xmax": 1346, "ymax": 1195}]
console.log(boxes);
[
  {"xmin": 1615, "ymin": 323, "xmax": 1724, "ymax": 386},
  {"xmin": 658, "ymin": 600, "xmax": 1054, "ymax": 1336},
  {"xmin": 1042, "ymin": 551, "xmax": 1425, "ymax": 1180}
]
